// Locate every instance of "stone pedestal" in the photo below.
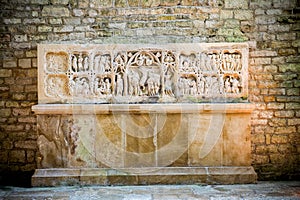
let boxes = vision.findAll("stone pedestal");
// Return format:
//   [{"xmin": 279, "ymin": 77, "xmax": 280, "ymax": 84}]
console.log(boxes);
[
  {"xmin": 32, "ymin": 43, "xmax": 256, "ymax": 186},
  {"xmin": 32, "ymin": 103, "xmax": 257, "ymax": 186}
]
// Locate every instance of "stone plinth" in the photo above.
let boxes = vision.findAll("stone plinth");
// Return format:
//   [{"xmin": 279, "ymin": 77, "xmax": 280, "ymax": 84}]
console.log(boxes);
[{"xmin": 32, "ymin": 103, "xmax": 257, "ymax": 186}]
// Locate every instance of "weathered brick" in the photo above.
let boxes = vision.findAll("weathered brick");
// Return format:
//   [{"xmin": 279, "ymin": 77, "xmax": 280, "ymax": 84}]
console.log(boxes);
[
  {"xmin": 275, "ymin": 126, "xmax": 296, "ymax": 134},
  {"xmin": 272, "ymin": 57, "xmax": 285, "ymax": 64},
  {"xmin": 278, "ymin": 64, "xmax": 299, "ymax": 73},
  {"xmin": 38, "ymin": 25, "xmax": 53, "ymax": 32},
  {"xmin": 3, "ymin": 18, "xmax": 21, "ymax": 24},
  {"xmin": 286, "ymin": 103, "xmax": 300, "ymax": 109},
  {"xmin": 51, "ymin": 0, "xmax": 69, "ymax": 5},
  {"xmin": 234, "ymin": 10, "xmax": 253, "ymax": 20},
  {"xmin": 5, "ymin": 101, "xmax": 19, "ymax": 108},
  {"xmin": 252, "ymin": 155, "xmax": 269, "ymax": 164},
  {"xmin": 63, "ymin": 18, "xmax": 81, "ymax": 25},
  {"xmin": 0, "ymin": 109, "xmax": 11, "ymax": 117},
  {"xmin": 9, "ymin": 150, "xmax": 26, "ymax": 163},
  {"xmin": 271, "ymin": 135, "xmax": 288, "ymax": 144},
  {"xmin": 42, "ymin": 6, "xmax": 70, "ymax": 17},
  {"xmin": 18, "ymin": 117, "xmax": 36, "ymax": 123},
  {"xmin": 252, "ymin": 119, "xmax": 268, "ymax": 126},
  {"xmin": 273, "ymin": 74, "xmax": 297, "ymax": 81},
  {"xmin": 73, "ymin": 9, "xmax": 84, "ymax": 17},
  {"xmin": 268, "ymin": 118, "xmax": 286, "ymax": 126},
  {"xmin": 252, "ymin": 133, "xmax": 265, "ymax": 143},
  {"xmin": 274, "ymin": 110, "xmax": 294, "ymax": 118},
  {"xmin": 18, "ymin": 58, "xmax": 31, "ymax": 68},
  {"xmin": 257, "ymin": 81, "xmax": 277, "ymax": 89},
  {"xmin": 268, "ymin": 24, "xmax": 290, "ymax": 33},
  {"xmin": 263, "ymin": 65, "xmax": 278, "ymax": 73},
  {"xmin": 270, "ymin": 41, "xmax": 291, "ymax": 49},
  {"xmin": 263, "ymin": 96, "xmax": 275, "ymax": 102},
  {"xmin": 3, "ymin": 60, "xmax": 17, "ymax": 68},
  {"xmin": 278, "ymin": 48, "xmax": 297, "ymax": 56},
  {"xmin": 250, "ymin": 58, "xmax": 271, "ymax": 65},
  {"xmin": 225, "ymin": 0, "xmax": 248, "ymax": 9},
  {"xmin": 287, "ymin": 88, "xmax": 299, "ymax": 96},
  {"xmin": 288, "ymin": 118, "xmax": 300, "ymax": 126},
  {"xmin": 255, "ymin": 15, "xmax": 276, "ymax": 25},
  {"xmin": 277, "ymin": 33, "xmax": 296, "ymax": 41},
  {"xmin": 0, "ymin": 69, "xmax": 12, "ymax": 77},
  {"xmin": 220, "ymin": 10, "xmax": 233, "ymax": 19},
  {"xmin": 266, "ymin": 9, "xmax": 282, "ymax": 15},
  {"xmin": 14, "ymin": 140, "xmax": 37, "ymax": 149},
  {"xmin": 250, "ymin": 50, "xmax": 277, "ymax": 57},
  {"xmin": 270, "ymin": 154, "xmax": 286, "ymax": 164},
  {"xmin": 259, "ymin": 111, "xmax": 273, "ymax": 119},
  {"xmin": 25, "ymin": 50, "xmax": 37, "ymax": 58},
  {"xmin": 49, "ymin": 18, "xmax": 63, "ymax": 25},
  {"xmin": 267, "ymin": 102, "xmax": 285, "ymax": 109},
  {"xmin": 12, "ymin": 108, "xmax": 31, "ymax": 116}
]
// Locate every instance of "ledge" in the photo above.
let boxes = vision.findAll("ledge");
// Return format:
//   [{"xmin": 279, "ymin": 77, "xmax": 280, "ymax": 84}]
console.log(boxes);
[
  {"xmin": 32, "ymin": 103, "xmax": 254, "ymax": 115},
  {"xmin": 32, "ymin": 167, "xmax": 257, "ymax": 186}
]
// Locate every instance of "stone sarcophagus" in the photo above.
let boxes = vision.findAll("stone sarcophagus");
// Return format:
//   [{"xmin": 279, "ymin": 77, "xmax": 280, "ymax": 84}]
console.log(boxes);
[{"xmin": 32, "ymin": 43, "xmax": 257, "ymax": 186}]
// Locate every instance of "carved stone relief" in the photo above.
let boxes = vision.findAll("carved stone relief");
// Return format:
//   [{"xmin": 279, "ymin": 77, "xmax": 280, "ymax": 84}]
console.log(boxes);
[{"xmin": 38, "ymin": 43, "xmax": 248, "ymax": 103}]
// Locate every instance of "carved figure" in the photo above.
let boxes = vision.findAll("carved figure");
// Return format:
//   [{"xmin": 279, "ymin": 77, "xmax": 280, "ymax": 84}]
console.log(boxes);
[
  {"xmin": 84, "ymin": 57, "xmax": 89, "ymax": 71},
  {"xmin": 190, "ymin": 80, "xmax": 197, "ymax": 95},
  {"xmin": 129, "ymin": 71, "xmax": 140, "ymax": 96},
  {"xmin": 78, "ymin": 54, "xmax": 83, "ymax": 72},
  {"xmin": 72, "ymin": 55, "xmax": 78, "ymax": 72},
  {"xmin": 104, "ymin": 79, "xmax": 111, "ymax": 94},
  {"xmin": 116, "ymin": 75, "xmax": 123, "ymax": 96},
  {"xmin": 232, "ymin": 77, "xmax": 240, "ymax": 94},
  {"xmin": 225, "ymin": 77, "xmax": 231, "ymax": 93},
  {"xmin": 165, "ymin": 75, "xmax": 174, "ymax": 96}
]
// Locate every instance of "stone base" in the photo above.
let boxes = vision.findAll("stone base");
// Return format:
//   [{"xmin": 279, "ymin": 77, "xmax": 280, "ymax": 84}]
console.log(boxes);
[{"xmin": 32, "ymin": 167, "xmax": 257, "ymax": 186}]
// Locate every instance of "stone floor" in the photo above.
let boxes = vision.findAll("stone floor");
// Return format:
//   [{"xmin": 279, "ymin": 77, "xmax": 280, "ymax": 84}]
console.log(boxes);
[{"xmin": 0, "ymin": 181, "xmax": 299, "ymax": 200}]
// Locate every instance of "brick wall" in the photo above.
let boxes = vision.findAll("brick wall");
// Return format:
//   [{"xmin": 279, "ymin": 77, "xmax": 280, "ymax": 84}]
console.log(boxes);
[{"xmin": 0, "ymin": 0, "xmax": 299, "ymax": 185}]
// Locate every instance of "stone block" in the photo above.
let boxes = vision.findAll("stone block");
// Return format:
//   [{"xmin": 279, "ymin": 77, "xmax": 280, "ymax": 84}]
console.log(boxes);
[
  {"xmin": 278, "ymin": 48, "xmax": 297, "ymax": 56},
  {"xmin": 0, "ymin": 108, "xmax": 11, "ymax": 117},
  {"xmin": 0, "ymin": 69, "xmax": 12, "ymax": 77},
  {"xmin": 274, "ymin": 110, "xmax": 294, "ymax": 118},
  {"xmin": 73, "ymin": 9, "xmax": 84, "ymax": 16},
  {"xmin": 38, "ymin": 25, "xmax": 52, "ymax": 33},
  {"xmin": 18, "ymin": 58, "xmax": 31, "ymax": 68},
  {"xmin": 42, "ymin": 6, "xmax": 70, "ymax": 17},
  {"xmin": 51, "ymin": 0, "xmax": 69, "ymax": 5},
  {"xmin": 288, "ymin": 118, "xmax": 300, "ymax": 126},
  {"xmin": 90, "ymin": 0, "xmax": 112, "ymax": 7},
  {"xmin": 286, "ymin": 103, "xmax": 300, "ymax": 110},
  {"xmin": 278, "ymin": 64, "xmax": 299, "ymax": 73},
  {"xmin": 3, "ymin": 59, "xmax": 17, "ymax": 68},
  {"xmin": 275, "ymin": 126, "xmax": 296, "ymax": 134},
  {"xmin": 220, "ymin": 10, "xmax": 233, "ymax": 19},
  {"xmin": 234, "ymin": 10, "xmax": 253, "ymax": 20},
  {"xmin": 9, "ymin": 150, "xmax": 26, "ymax": 163},
  {"xmin": 3, "ymin": 18, "xmax": 21, "ymax": 24},
  {"xmin": 224, "ymin": 0, "xmax": 248, "ymax": 8},
  {"xmin": 266, "ymin": 103, "xmax": 285, "ymax": 110}
]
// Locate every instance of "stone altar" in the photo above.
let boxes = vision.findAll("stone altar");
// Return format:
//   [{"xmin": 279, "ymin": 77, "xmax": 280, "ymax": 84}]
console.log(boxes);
[{"xmin": 32, "ymin": 43, "xmax": 257, "ymax": 186}]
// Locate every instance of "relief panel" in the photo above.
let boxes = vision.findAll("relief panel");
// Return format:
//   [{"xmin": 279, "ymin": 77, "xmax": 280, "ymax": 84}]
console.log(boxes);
[{"xmin": 38, "ymin": 43, "xmax": 249, "ymax": 103}]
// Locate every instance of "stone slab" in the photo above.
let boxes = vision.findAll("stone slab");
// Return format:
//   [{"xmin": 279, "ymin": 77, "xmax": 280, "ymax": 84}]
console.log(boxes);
[
  {"xmin": 32, "ymin": 167, "xmax": 257, "ymax": 186},
  {"xmin": 37, "ymin": 43, "xmax": 249, "ymax": 104}
]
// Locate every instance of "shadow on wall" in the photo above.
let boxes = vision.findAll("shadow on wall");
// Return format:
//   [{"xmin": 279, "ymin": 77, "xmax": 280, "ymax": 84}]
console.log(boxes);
[{"xmin": 0, "ymin": 170, "xmax": 34, "ymax": 187}]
